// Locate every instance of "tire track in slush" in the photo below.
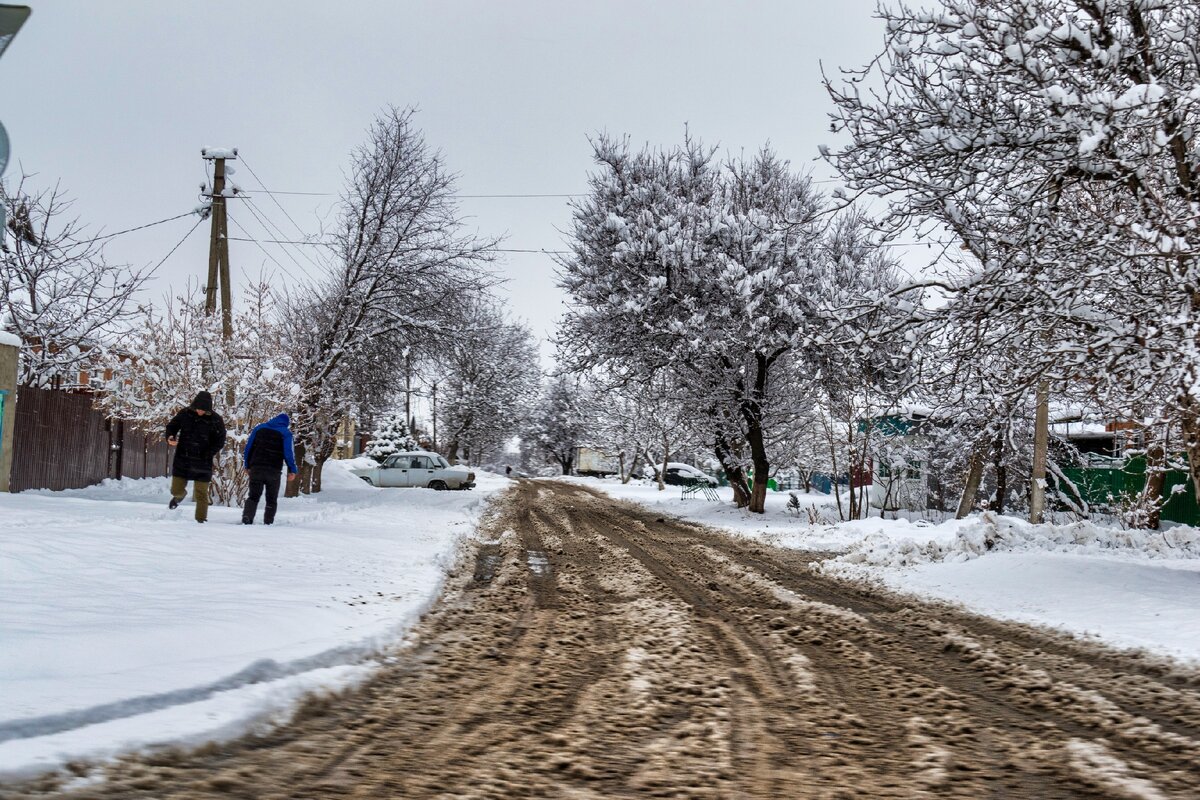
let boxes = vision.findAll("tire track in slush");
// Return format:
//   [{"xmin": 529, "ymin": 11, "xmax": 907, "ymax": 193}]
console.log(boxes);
[{"xmin": 3, "ymin": 480, "xmax": 1196, "ymax": 799}]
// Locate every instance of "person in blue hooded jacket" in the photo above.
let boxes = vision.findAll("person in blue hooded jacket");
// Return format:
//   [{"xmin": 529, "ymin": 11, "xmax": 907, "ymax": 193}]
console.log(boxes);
[{"xmin": 241, "ymin": 413, "xmax": 298, "ymax": 525}]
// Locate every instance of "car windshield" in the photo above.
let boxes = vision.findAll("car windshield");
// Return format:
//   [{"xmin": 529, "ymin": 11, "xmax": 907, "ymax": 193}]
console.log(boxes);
[{"xmin": 435, "ymin": 456, "xmax": 450, "ymax": 469}]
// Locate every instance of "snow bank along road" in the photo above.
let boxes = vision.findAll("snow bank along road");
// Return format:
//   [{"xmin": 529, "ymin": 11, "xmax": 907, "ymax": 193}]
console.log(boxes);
[{"xmin": 5, "ymin": 480, "xmax": 1199, "ymax": 799}]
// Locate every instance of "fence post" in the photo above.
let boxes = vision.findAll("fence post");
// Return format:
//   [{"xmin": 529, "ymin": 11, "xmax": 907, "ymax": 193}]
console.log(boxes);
[{"xmin": 0, "ymin": 335, "xmax": 18, "ymax": 492}]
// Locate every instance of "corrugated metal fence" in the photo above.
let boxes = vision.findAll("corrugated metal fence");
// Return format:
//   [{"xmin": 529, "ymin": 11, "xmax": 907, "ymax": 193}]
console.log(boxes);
[{"xmin": 9, "ymin": 386, "xmax": 172, "ymax": 492}]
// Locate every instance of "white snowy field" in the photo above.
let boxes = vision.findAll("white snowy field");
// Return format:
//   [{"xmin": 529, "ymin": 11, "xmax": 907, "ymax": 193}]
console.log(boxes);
[
  {"xmin": 561, "ymin": 476, "xmax": 1200, "ymax": 663},
  {"xmin": 0, "ymin": 462, "xmax": 510, "ymax": 778}
]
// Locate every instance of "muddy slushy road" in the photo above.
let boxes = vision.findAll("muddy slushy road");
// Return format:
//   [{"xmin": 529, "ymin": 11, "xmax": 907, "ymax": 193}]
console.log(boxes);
[{"xmin": 7, "ymin": 480, "xmax": 1200, "ymax": 799}]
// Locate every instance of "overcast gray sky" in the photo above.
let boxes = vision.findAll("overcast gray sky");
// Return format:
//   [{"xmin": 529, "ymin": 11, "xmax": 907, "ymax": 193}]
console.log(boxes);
[{"xmin": 0, "ymin": 0, "xmax": 903, "ymax": 362}]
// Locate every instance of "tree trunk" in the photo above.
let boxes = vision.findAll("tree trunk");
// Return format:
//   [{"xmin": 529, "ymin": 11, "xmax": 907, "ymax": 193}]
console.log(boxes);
[
  {"xmin": 1181, "ymin": 395, "xmax": 1200, "ymax": 509},
  {"xmin": 286, "ymin": 440, "xmax": 306, "ymax": 498},
  {"xmin": 956, "ymin": 449, "xmax": 985, "ymax": 519},
  {"xmin": 746, "ymin": 420, "xmax": 770, "ymax": 514},
  {"xmin": 1141, "ymin": 438, "xmax": 1167, "ymax": 531},
  {"xmin": 623, "ymin": 447, "xmax": 641, "ymax": 484},
  {"xmin": 657, "ymin": 430, "xmax": 669, "ymax": 492},
  {"xmin": 714, "ymin": 439, "xmax": 751, "ymax": 508},
  {"xmin": 994, "ymin": 462, "xmax": 1008, "ymax": 515},
  {"xmin": 991, "ymin": 432, "xmax": 1008, "ymax": 514},
  {"xmin": 312, "ymin": 458, "xmax": 326, "ymax": 494},
  {"xmin": 311, "ymin": 437, "xmax": 335, "ymax": 494}
]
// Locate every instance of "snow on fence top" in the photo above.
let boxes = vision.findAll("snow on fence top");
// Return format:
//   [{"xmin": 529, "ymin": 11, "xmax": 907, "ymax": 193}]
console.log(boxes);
[{"xmin": 0, "ymin": 331, "xmax": 21, "ymax": 348}]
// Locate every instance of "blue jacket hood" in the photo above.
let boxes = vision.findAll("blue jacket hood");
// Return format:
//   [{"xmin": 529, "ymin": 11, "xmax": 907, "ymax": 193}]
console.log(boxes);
[{"xmin": 264, "ymin": 413, "xmax": 291, "ymax": 431}]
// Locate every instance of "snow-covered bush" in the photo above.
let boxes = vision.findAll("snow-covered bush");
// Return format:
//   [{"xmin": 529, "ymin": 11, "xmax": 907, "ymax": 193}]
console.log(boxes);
[
  {"xmin": 98, "ymin": 282, "xmax": 298, "ymax": 505},
  {"xmin": 364, "ymin": 412, "xmax": 419, "ymax": 463}
]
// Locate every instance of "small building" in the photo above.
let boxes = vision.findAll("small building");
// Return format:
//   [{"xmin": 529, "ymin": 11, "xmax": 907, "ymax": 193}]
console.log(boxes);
[
  {"xmin": 575, "ymin": 446, "xmax": 618, "ymax": 477},
  {"xmin": 857, "ymin": 408, "xmax": 931, "ymax": 512}
]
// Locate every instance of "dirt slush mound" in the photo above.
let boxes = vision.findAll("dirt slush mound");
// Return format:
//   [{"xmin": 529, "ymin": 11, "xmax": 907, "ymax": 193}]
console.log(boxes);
[{"xmin": 8, "ymin": 480, "xmax": 1199, "ymax": 799}]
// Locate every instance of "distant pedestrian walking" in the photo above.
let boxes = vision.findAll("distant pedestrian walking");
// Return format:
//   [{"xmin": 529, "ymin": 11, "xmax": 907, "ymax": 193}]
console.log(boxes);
[
  {"xmin": 506, "ymin": 465, "xmax": 512, "ymax": 478},
  {"xmin": 166, "ymin": 391, "xmax": 227, "ymax": 523},
  {"xmin": 241, "ymin": 413, "xmax": 298, "ymax": 525}
]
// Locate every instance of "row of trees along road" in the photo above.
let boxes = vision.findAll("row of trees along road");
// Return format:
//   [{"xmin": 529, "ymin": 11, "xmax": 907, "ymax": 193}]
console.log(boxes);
[{"xmin": 96, "ymin": 107, "xmax": 539, "ymax": 503}]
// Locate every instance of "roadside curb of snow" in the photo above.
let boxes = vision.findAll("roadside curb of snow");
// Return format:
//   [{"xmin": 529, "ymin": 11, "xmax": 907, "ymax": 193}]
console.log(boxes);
[{"xmin": 823, "ymin": 512, "xmax": 1200, "ymax": 570}]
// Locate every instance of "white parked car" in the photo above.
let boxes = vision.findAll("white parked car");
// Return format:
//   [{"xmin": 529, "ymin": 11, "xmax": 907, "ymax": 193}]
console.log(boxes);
[{"xmin": 352, "ymin": 451, "xmax": 475, "ymax": 490}]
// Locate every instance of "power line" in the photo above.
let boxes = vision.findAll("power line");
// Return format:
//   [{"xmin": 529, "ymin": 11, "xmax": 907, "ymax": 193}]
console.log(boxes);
[
  {"xmin": 238, "ymin": 157, "xmax": 324, "ymax": 242},
  {"xmin": 247, "ymin": 189, "xmax": 335, "ymax": 197},
  {"xmin": 222, "ymin": 236, "xmax": 948, "ymax": 253},
  {"xmin": 93, "ymin": 211, "xmax": 197, "ymax": 242},
  {"xmin": 460, "ymin": 193, "xmax": 579, "ymax": 198},
  {"xmin": 239, "ymin": 197, "xmax": 321, "ymax": 282},
  {"xmin": 226, "ymin": 235, "xmax": 330, "ymax": 247},
  {"xmin": 226, "ymin": 213, "xmax": 307, "ymax": 286},
  {"xmin": 240, "ymin": 180, "xmax": 850, "ymax": 200},
  {"xmin": 145, "ymin": 215, "xmax": 206, "ymax": 279}
]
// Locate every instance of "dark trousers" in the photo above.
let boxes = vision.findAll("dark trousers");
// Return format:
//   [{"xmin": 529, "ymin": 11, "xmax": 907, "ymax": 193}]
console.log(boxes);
[{"xmin": 243, "ymin": 469, "xmax": 282, "ymax": 524}]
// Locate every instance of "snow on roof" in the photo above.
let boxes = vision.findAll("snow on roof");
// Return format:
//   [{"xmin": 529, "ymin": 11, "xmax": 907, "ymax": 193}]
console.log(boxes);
[
  {"xmin": 1051, "ymin": 420, "xmax": 1111, "ymax": 437},
  {"xmin": 0, "ymin": 330, "xmax": 21, "ymax": 348}
]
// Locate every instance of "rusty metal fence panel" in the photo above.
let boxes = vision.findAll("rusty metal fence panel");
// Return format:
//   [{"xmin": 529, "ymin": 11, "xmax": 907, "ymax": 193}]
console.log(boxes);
[
  {"xmin": 9, "ymin": 386, "xmax": 173, "ymax": 492},
  {"xmin": 118, "ymin": 422, "xmax": 173, "ymax": 480}
]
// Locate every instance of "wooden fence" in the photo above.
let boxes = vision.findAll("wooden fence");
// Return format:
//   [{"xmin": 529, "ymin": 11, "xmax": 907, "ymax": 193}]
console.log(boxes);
[{"xmin": 9, "ymin": 386, "xmax": 172, "ymax": 492}]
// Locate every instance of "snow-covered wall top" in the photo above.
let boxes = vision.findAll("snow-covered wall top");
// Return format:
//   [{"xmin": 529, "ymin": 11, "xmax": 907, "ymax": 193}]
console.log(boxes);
[{"xmin": 0, "ymin": 331, "xmax": 21, "ymax": 348}]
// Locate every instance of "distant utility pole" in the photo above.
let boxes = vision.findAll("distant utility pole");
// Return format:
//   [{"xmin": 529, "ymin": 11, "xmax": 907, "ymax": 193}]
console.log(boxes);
[
  {"xmin": 201, "ymin": 146, "xmax": 237, "ymax": 339},
  {"xmin": 1029, "ymin": 379, "xmax": 1050, "ymax": 524}
]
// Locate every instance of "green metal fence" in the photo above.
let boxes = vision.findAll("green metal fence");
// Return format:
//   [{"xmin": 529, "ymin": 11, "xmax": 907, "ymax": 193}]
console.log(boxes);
[{"xmin": 1058, "ymin": 456, "xmax": 1199, "ymax": 527}]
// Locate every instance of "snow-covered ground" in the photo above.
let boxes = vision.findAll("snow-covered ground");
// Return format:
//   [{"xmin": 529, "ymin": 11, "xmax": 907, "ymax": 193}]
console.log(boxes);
[
  {"xmin": 0, "ymin": 463, "xmax": 510, "ymax": 778},
  {"xmin": 562, "ymin": 476, "xmax": 1200, "ymax": 663}
]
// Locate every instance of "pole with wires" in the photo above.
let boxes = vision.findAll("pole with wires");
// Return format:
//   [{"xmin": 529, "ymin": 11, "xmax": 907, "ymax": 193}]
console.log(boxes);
[{"xmin": 202, "ymin": 146, "xmax": 237, "ymax": 339}]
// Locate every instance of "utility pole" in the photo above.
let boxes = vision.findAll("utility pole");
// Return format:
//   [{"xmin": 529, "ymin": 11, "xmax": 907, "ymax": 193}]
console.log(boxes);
[
  {"xmin": 1029, "ymin": 378, "xmax": 1050, "ymax": 524},
  {"xmin": 201, "ymin": 147, "xmax": 236, "ymax": 339}
]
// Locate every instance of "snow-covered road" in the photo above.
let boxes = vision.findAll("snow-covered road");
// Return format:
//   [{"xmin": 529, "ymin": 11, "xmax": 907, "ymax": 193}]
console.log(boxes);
[
  {"xmin": 0, "ymin": 463, "xmax": 509, "ymax": 778},
  {"xmin": 561, "ymin": 477, "xmax": 1200, "ymax": 663}
]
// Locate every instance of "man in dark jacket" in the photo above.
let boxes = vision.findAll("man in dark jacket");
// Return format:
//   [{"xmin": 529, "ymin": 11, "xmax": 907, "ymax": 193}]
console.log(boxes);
[
  {"xmin": 241, "ymin": 413, "xmax": 298, "ymax": 525},
  {"xmin": 165, "ymin": 391, "xmax": 227, "ymax": 523}
]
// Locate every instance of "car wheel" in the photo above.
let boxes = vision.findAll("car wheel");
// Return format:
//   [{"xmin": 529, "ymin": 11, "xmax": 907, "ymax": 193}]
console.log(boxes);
[
  {"xmin": 429, "ymin": 480, "xmax": 448, "ymax": 491},
  {"xmin": 360, "ymin": 476, "xmax": 375, "ymax": 486}
]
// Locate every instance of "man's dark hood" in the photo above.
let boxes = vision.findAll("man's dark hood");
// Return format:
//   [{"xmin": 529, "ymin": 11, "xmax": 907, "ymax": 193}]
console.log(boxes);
[{"xmin": 191, "ymin": 391, "xmax": 214, "ymax": 413}]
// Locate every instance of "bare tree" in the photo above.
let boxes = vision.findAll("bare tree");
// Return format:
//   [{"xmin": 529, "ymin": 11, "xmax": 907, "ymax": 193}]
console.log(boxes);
[
  {"xmin": 283, "ymin": 107, "xmax": 497, "ymax": 495},
  {"xmin": 436, "ymin": 298, "xmax": 540, "ymax": 466},
  {"xmin": 1, "ymin": 176, "xmax": 147, "ymax": 387}
]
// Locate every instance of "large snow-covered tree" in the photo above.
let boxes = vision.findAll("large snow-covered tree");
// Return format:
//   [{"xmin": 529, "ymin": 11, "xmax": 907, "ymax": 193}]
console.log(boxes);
[
  {"xmin": 825, "ymin": 0, "xmax": 1200, "ymax": 500},
  {"xmin": 1, "ymin": 176, "xmax": 149, "ymax": 387},
  {"xmin": 558, "ymin": 138, "xmax": 821, "ymax": 511},
  {"xmin": 558, "ymin": 136, "xmax": 909, "ymax": 513}
]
